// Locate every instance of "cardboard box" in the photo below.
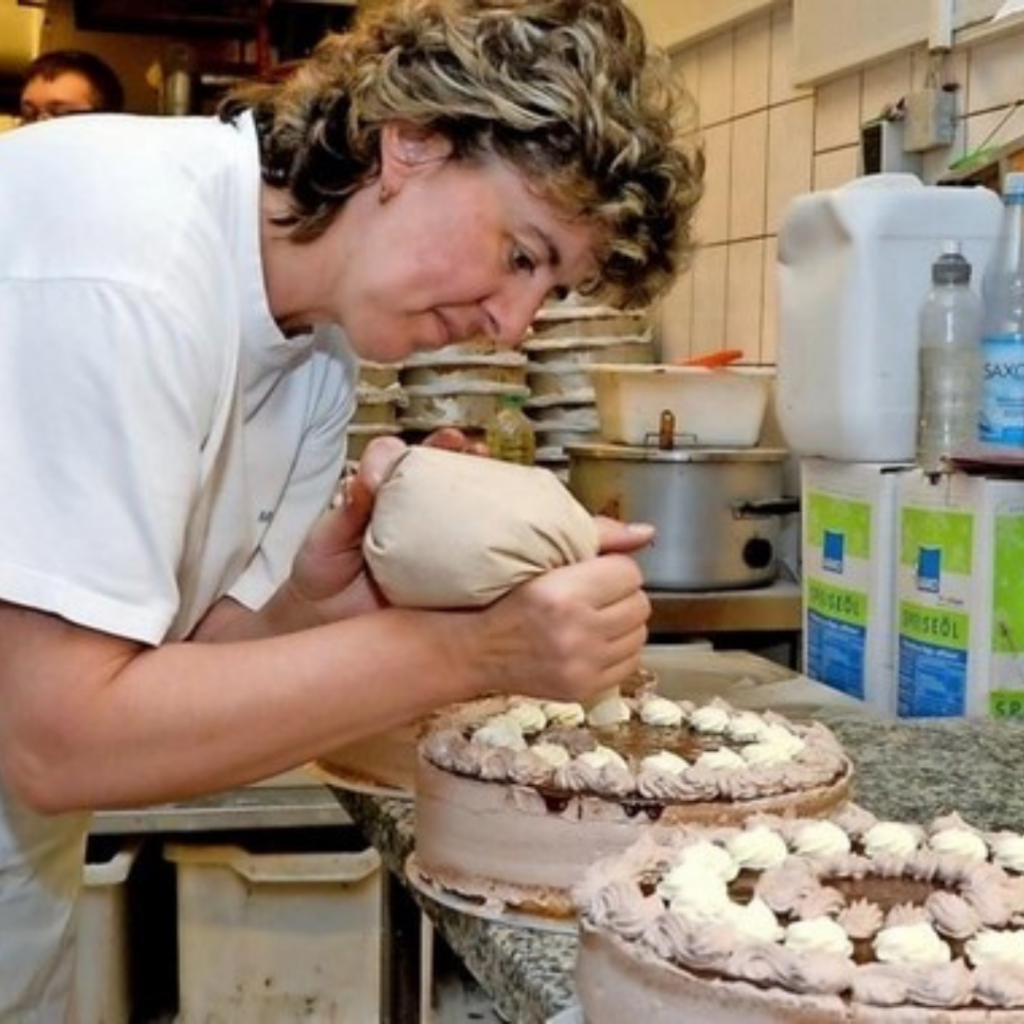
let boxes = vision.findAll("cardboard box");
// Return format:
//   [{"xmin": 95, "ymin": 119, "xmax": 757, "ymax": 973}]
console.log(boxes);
[
  {"xmin": 895, "ymin": 470, "xmax": 1024, "ymax": 719},
  {"xmin": 800, "ymin": 459, "xmax": 911, "ymax": 716}
]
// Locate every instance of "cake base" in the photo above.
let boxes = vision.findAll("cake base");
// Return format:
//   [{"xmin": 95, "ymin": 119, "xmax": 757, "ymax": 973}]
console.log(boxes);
[
  {"xmin": 405, "ymin": 853, "xmax": 576, "ymax": 934},
  {"xmin": 315, "ymin": 723, "xmax": 422, "ymax": 798}
]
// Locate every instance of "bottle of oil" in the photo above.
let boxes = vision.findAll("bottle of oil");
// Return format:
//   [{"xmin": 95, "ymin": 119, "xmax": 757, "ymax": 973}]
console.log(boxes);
[{"xmin": 486, "ymin": 393, "xmax": 536, "ymax": 465}]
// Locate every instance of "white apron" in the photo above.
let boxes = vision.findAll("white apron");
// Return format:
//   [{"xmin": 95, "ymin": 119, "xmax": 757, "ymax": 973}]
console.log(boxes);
[{"xmin": 0, "ymin": 775, "xmax": 89, "ymax": 1022}]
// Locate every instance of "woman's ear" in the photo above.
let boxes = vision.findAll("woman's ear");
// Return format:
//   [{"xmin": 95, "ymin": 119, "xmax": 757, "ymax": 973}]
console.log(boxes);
[{"xmin": 378, "ymin": 122, "xmax": 453, "ymax": 201}]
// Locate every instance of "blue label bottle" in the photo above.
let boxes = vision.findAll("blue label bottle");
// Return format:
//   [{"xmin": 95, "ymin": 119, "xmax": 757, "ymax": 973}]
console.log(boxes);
[{"xmin": 980, "ymin": 171, "xmax": 1024, "ymax": 447}]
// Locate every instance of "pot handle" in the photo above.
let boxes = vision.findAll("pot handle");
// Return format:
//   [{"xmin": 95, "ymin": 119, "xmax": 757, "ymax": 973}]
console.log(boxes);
[{"xmin": 732, "ymin": 496, "xmax": 801, "ymax": 519}]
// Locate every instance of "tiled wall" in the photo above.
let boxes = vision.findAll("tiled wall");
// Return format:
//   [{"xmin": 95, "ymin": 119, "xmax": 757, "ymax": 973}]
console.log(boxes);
[{"xmin": 658, "ymin": 4, "xmax": 1024, "ymax": 367}]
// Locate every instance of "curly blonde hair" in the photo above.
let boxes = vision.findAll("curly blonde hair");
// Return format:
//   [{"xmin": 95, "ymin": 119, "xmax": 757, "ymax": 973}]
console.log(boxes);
[{"xmin": 221, "ymin": 0, "xmax": 703, "ymax": 307}]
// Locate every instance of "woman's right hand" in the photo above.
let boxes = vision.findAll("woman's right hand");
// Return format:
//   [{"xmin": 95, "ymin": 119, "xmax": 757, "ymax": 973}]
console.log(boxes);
[{"xmin": 466, "ymin": 547, "xmax": 651, "ymax": 705}]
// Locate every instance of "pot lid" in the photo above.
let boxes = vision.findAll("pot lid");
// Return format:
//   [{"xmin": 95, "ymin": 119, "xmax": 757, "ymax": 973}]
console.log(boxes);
[{"xmin": 564, "ymin": 442, "xmax": 789, "ymax": 464}]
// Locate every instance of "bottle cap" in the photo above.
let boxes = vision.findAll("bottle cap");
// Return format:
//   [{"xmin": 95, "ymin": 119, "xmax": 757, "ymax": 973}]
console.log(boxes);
[
  {"xmin": 1004, "ymin": 171, "xmax": 1024, "ymax": 200},
  {"xmin": 932, "ymin": 242, "xmax": 971, "ymax": 285}
]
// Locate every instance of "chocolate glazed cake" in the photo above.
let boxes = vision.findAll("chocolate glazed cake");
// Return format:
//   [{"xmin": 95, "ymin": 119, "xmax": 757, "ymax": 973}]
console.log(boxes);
[
  {"xmin": 411, "ymin": 689, "xmax": 852, "ymax": 919},
  {"xmin": 574, "ymin": 806, "xmax": 1024, "ymax": 1022}
]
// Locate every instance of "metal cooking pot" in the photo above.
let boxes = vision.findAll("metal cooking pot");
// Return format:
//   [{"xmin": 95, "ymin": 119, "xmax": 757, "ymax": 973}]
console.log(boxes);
[{"xmin": 566, "ymin": 443, "xmax": 799, "ymax": 591}]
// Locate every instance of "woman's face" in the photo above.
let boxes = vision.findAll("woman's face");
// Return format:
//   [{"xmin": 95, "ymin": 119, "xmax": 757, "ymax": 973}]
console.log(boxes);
[{"xmin": 269, "ymin": 126, "xmax": 601, "ymax": 363}]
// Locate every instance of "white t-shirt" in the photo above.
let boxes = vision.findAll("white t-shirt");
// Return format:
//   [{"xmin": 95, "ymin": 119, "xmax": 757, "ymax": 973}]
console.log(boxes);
[{"xmin": 0, "ymin": 111, "xmax": 357, "ymax": 1016}]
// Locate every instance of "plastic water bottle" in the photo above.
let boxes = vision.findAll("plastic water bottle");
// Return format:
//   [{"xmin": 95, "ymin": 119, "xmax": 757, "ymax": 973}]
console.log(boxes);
[
  {"xmin": 980, "ymin": 171, "xmax": 1024, "ymax": 449},
  {"xmin": 486, "ymin": 393, "xmax": 536, "ymax": 465},
  {"xmin": 916, "ymin": 241, "xmax": 983, "ymax": 474}
]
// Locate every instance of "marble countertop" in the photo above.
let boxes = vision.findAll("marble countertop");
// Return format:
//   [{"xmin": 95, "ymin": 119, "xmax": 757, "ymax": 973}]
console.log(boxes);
[{"xmin": 332, "ymin": 711, "xmax": 1024, "ymax": 1024}]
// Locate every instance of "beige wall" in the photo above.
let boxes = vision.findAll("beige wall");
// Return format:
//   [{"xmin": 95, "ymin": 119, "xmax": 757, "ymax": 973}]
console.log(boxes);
[
  {"xmin": 626, "ymin": 0, "xmax": 779, "ymax": 50},
  {"xmin": 655, "ymin": 4, "xmax": 1024, "ymax": 367}
]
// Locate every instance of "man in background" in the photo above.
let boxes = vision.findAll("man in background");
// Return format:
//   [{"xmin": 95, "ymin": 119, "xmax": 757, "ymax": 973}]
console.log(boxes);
[{"xmin": 19, "ymin": 49, "xmax": 124, "ymax": 124}]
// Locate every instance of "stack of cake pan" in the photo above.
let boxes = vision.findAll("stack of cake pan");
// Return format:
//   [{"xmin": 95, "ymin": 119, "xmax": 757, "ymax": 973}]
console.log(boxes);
[
  {"xmin": 347, "ymin": 361, "xmax": 406, "ymax": 462},
  {"xmin": 525, "ymin": 300, "xmax": 654, "ymax": 478},
  {"xmin": 398, "ymin": 339, "xmax": 528, "ymax": 438}
]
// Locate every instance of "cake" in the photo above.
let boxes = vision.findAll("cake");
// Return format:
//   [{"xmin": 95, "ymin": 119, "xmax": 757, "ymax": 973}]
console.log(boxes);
[
  {"xmin": 411, "ymin": 687, "xmax": 853, "ymax": 919},
  {"xmin": 574, "ymin": 805, "xmax": 1024, "ymax": 1022}
]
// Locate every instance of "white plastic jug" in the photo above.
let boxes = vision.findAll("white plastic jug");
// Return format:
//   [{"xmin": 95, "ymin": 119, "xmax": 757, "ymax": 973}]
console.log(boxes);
[{"xmin": 776, "ymin": 175, "xmax": 1002, "ymax": 462}]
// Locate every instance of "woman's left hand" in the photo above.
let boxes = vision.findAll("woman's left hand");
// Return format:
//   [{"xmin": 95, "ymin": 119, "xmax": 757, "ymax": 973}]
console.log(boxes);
[{"xmin": 593, "ymin": 516, "xmax": 656, "ymax": 555}]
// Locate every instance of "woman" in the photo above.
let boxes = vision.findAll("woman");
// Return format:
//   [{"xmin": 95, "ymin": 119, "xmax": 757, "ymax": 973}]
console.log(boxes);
[{"xmin": 0, "ymin": 0, "xmax": 702, "ymax": 1015}]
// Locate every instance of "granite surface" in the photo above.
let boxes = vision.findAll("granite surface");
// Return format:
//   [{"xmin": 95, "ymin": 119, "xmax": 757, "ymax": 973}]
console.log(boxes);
[{"xmin": 333, "ymin": 712, "xmax": 1024, "ymax": 1024}]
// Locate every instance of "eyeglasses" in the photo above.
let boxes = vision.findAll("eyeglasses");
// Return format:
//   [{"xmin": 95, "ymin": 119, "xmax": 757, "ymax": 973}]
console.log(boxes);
[{"xmin": 19, "ymin": 104, "xmax": 95, "ymax": 125}]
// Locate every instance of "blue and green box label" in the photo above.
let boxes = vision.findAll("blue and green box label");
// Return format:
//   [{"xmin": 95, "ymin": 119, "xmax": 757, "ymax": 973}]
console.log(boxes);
[
  {"xmin": 805, "ymin": 492, "xmax": 873, "ymax": 700},
  {"xmin": 897, "ymin": 506, "xmax": 973, "ymax": 717},
  {"xmin": 989, "ymin": 512, "xmax": 1024, "ymax": 718}
]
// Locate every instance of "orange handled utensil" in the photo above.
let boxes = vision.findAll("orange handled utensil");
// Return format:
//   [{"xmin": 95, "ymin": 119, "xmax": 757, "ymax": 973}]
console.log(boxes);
[{"xmin": 677, "ymin": 348, "xmax": 745, "ymax": 368}]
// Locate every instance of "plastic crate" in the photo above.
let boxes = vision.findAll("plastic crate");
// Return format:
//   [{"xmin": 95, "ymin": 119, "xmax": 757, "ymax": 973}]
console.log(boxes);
[
  {"xmin": 165, "ymin": 836, "xmax": 381, "ymax": 1023},
  {"xmin": 74, "ymin": 839, "xmax": 140, "ymax": 1024}
]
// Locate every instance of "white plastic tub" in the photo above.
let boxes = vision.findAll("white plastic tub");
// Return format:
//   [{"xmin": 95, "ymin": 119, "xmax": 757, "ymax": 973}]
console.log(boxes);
[
  {"xmin": 587, "ymin": 364, "xmax": 770, "ymax": 447},
  {"xmin": 74, "ymin": 840, "xmax": 140, "ymax": 1024},
  {"xmin": 165, "ymin": 839, "xmax": 381, "ymax": 1023}
]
